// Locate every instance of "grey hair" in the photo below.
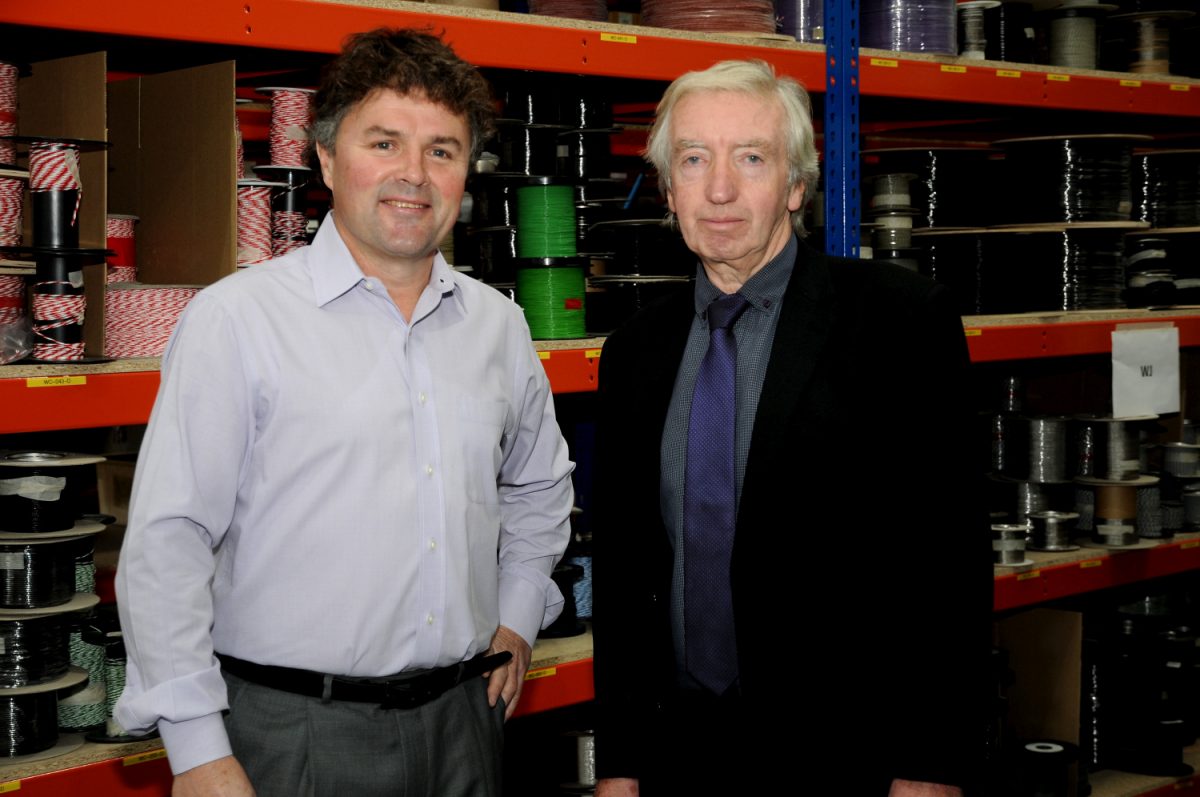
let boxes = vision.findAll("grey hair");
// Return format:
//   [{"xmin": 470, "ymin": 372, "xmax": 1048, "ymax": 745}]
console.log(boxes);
[{"xmin": 643, "ymin": 59, "xmax": 821, "ymax": 237}]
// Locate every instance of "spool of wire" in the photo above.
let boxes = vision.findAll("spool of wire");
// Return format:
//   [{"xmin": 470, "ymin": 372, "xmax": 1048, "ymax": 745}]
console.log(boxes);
[
  {"xmin": 869, "ymin": 173, "xmax": 915, "ymax": 212},
  {"xmin": 958, "ymin": 1, "xmax": 1001, "ymax": 59},
  {"xmin": 470, "ymin": 226, "xmax": 519, "ymax": 284},
  {"xmin": 57, "ymin": 678, "xmax": 105, "ymax": 732},
  {"xmin": 104, "ymin": 285, "xmax": 201, "ymax": 359},
  {"xmin": 0, "ymin": 171, "xmax": 25, "ymax": 248},
  {"xmin": 914, "ymin": 229, "xmax": 985, "ymax": 315},
  {"xmin": 528, "ymin": 0, "xmax": 607, "ymax": 20},
  {"xmin": 567, "ymin": 555, "xmax": 592, "ymax": 620},
  {"xmin": 1027, "ymin": 511, "xmax": 1080, "ymax": 552},
  {"xmin": 863, "ymin": 148, "xmax": 995, "ymax": 229},
  {"xmin": 586, "ymin": 276, "xmax": 691, "ymax": 335},
  {"xmin": 470, "ymin": 173, "xmax": 525, "ymax": 228},
  {"xmin": 0, "ymin": 616, "xmax": 69, "ymax": 687},
  {"xmin": 642, "ymin": 0, "xmax": 778, "ymax": 33},
  {"xmin": 0, "ymin": 61, "xmax": 18, "ymax": 166},
  {"xmin": 1163, "ymin": 500, "xmax": 1184, "ymax": 532},
  {"xmin": 0, "ymin": 692, "xmax": 57, "ymax": 756},
  {"xmin": 992, "ymin": 523, "xmax": 1030, "ymax": 565},
  {"xmin": 1049, "ymin": 1, "xmax": 1117, "ymax": 69},
  {"xmin": 990, "ymin": 1, "xmax": 1036, "ymax": 62},
  {"xmin": 260, "ymin": 87, "xmax": 314, "ymax": 168},
  {"xmin": 516, "ymin": 259, "xmax": 586, "ymax": 340},
  {"xmin": 1019, "ymin": 740, "xmax": 1078, "ymax": 797},
  {"xmin": 997, "ymin": 135, "xmax": 1148, "ymax": 224},
  {"xmin": 1117, "ymin": 10, "xmax": 1193, "ymax": 74},
  {"xmin": 104, "ymin": 214, "xmax": 137, "ymax": 284},
  {"xmin": 1074, "ymin": 416, "xmax": 1144, "ymax": 481},
  {"xmin": 102, "ymin": 636, "xmax": 125, "ymax": 721},
  {"xmin": 236, "ymin": 180, "xmax": 282, "ymax": 267},
  {"xmin": 776, "ymin": 0, "xmax": 824, "ymax": 41},
  {"xmin": 0, "ymin": 275, "xmax": 24, "ymax": 326},
  {"xmin": 1138, "ymin": 483, "xmax": 1165, "ymax": 538},
  {"xmin": 1027, "ymin": 417, "xmax": 1070, "ymax": 484},
  {"xmin": 862, "ymin": 0, "xmax": 958, "ymax": 55},
  {"xmin": 0, "ymin": 540, "xmax": 77, "ymax": 609},
  {"xmin": 517, "ymin": 179, "xmax": 577, "ymax": 258},
  {"xmin": 872, "ymin": 211, "xmax": 917, "ymax": 249},
  {"xmin": 1185, "ymin": 485, "xmax": 1200, "ymax": 528},
  {"xmin": 1164, "ymin": 443, "xmax": 1200, "ymax": 477},
  {"xmin": 556, "ymin": 129, "xmax": 616, "ymax": 182},
  {"xmin": 491, "ymin": 120, "xmax": 562, "ymax": 176},
  {"xmin": 1133, "ymin": 151, "xmax": 1200, "ymax": 230},
  {"xmin": 588, "ymin": 219, "xmax": 692, "ymax": 277},
  {"xmin": 0, "ymin": 453, "xmax": 84, "ymax": 534}
]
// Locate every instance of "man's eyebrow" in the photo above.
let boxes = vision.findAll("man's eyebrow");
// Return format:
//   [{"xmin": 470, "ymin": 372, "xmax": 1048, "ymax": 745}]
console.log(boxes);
[
  {"xmin": 673, "ymin": 138, "xmax": 777, "ymax": 150},
  {"xmin": 362, "ymin": 126, "xmax": 464, "ymax": 150}
]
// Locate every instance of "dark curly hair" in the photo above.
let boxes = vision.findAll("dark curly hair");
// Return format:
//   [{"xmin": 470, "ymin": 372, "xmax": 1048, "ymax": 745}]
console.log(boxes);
[{"xmin": 312, "ymin": 28, "xmax": 495, "ymax": 162}]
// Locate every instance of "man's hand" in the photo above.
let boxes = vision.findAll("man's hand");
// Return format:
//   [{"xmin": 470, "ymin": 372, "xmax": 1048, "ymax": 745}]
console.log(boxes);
[
  {"xmin": 889, "ymin": 779, "xmax": 962, "ymax": 797},
  {"xmin": 173, "ymin": 756, "xmax": 255, "ymax": 797},
  {"xmin": 595, "ymin": 777, "xmax": 639, "ymax": 796},
  {"xmin": 484, "ymin": 624, "xmax": 532, "ymax": 720}
]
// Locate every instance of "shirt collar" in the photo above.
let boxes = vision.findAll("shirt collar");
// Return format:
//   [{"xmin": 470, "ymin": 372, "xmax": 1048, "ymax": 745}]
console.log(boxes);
[
  {"xmin": 693, "ymin": 234, "xmax": 797, "ymax": 317},
  {"xmin": 310, "ymin": 210, "xmax": 465, "ymax": 313}
]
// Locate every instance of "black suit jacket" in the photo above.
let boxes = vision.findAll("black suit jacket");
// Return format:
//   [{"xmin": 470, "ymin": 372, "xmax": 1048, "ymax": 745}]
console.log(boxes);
[{"xmin": 593, "ymin": 243, "xmax": 991, "ymax": 791}]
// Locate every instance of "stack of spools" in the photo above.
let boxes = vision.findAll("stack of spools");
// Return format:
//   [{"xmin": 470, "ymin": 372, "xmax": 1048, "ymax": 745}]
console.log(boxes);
[
  {"xmin": 104, "ymin": 214, "xmax": 137, "ymax": 284},
  {"xmin": 864, "ymin": 172, "xmax": 921, "ymax": 271},
  {"xmin": 642, "ymin": 0, "xmax": 777, "ymax": 34},
  {"xmin": 0, "ymin": 60, "xmax": 27, "ymax": 301},
  {"xmin": 0, "ymin": 135, "xmax": 111, "ymax": 362},
  {"xmin": 862, "ymin": 0, "xmax": 959, "ymax": 54},
  {"xmin": 0, "ymin": 451, "xmax": 107, "ymax": 756},
  {"xmin": 1154, "ymin": 437, "xmax": 1200, "ymax": 535},
  {"xmin": 1072, "ymin": 415, "xmax": 1163, "ymax": 546},
  {"xmin": 515, "ymin": 176, "xmax": 587, "ymax": 340},
  {"xmin": 1126, "ymin": 149, "xmax": 1200, "ymax": 307},
  {"xmin": 254, "ymin": 87, "xmax": 315, "ymax": 258}
]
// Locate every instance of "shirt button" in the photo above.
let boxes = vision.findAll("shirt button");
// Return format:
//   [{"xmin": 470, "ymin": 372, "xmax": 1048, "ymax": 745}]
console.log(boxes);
[
  {"xmin": 426, "ymin": 613, "xmax": 435, "ymax": 625},
  {"xmin": 425, "ymin": 464, "xmax": 434, "ymax": 477},
  {"xmin": 419, "ymin": 392, "xmax": 426, "ymax": 405},
  {"xmin": 364, "ymin": 282, "xmax": 375, "ymax": 292},
  {"xmin": 429, "ymin": 539, "xmax": 437, "ymax": 551}
]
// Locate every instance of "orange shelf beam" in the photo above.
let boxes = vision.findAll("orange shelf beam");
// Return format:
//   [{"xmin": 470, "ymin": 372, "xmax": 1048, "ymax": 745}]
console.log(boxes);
[
  {"xmin": 0, "ymin": 371, "xmax": 161, "ymax": 435},
  {"xmin": 3, "ymin": 747, "xmax": 172, "ymax": 797},
  {"xmin": 966, "ymin": 313, "xmax": 1200, "ymax": 363},
  {"xmin": 537, "ymin": 346, "xmax": 601, "ymax": 394},
  {"xmin": 511, "ymin": 656, "xmax": 594, "ymax": 718}
]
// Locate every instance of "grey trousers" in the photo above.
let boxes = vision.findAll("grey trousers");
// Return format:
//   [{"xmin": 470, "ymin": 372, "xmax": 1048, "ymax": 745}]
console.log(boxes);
[{"xmin": 222, "ymin": 670, "xmax": 505, "ymax": 797}]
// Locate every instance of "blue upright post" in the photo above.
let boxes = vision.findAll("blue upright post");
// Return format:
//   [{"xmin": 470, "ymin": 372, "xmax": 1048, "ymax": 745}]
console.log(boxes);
[{"xmin": 823, "ymin": 0, "xmax": 861, "ymax": 258}]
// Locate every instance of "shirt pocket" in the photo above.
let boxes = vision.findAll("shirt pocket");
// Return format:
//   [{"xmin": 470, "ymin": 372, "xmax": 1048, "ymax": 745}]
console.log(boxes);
[{"xmin": 454, "ymin": 394, "xmax": 508, "ymax": 505}]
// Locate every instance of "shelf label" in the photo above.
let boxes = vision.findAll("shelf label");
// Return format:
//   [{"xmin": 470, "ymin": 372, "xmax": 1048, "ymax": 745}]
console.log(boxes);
[
  {"xmin": 0, "ymin": 782, "xmax": 18, "ymax": 793},
  {"xmin": 600, "ymin": 33, "xmax": 636, "ymax": 44},
  {"xmin": 585, "ymin": 349, "xmax": 602, "ymax": 359},
  {"xmin": 1171, "ymin": 84, "xmax": 1190, "ymax": 92},
  {"xmin": 940, "ymin": 65, "xmax": 966, "ymax": 74},
  {"xmin": 123, "ymin": 749, "xmax": 167, "ymax": 767},
  {"xmin": 525, "ymin": 666, "xmax": 556, "ymax": 681},
  {"xmin": 25, "ymin": 376, "xmax": 86, "ymax": 388},
  {"xmin": 996, "ymin": 69, "xmax": 1021, "ymax": 79},
  {"xmin": 871, "ymin": 58, "xmax": 898, "ymax": 68},
  {"xmin": 1112, "ymin": 325, "xmax": 1180, "ymax": 417},
  {"xmin": 1182, "ymin": 540, "xmax": 1200, "ymax": 550},
  {"xmin": 1120, "ymin": 79, "xmax": 1142, "ymax": 88},
  {"xmin": 537, "ymin": 351, "xmax": 551, "ymax": 360},
  {"xmin": 1047, "ymin": 74, "xmax": 1070, "ymax": 83},
  {"xmin": 1016, "ymin": 570, "xmax": 1040, "ymax": 582},
  {"xmin": 964, "ymin": 328, "xmax": 982, "ymax": 337},
  {"xmin": 1080, "ymin": 560, "xmax": 1103, "ymax": 570}
]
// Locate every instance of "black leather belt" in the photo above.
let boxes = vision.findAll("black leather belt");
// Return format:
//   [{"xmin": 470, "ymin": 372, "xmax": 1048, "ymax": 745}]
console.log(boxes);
[{"xmin": 216, "ymin": 651, "xmax": 512, "ymax": 710}]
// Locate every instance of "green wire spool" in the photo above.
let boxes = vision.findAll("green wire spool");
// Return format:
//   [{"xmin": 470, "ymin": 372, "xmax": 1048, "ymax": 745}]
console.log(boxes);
[
  {"xmin": 516, "ymin": 259, "xmax": 586, "ymax": 340},
  {"xmin": 517, "ymin": 179, "xmax": 577, "ymax": 258}
]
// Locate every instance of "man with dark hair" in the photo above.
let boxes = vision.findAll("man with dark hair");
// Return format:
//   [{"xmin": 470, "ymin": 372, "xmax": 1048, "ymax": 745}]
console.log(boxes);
[
  {"xmin": 593, "ymin": 60, "xmax": 989, "ymax": 796},
  {"xmin": 116, "ymin": 28, "xmax": 574, "ymax": 796}
]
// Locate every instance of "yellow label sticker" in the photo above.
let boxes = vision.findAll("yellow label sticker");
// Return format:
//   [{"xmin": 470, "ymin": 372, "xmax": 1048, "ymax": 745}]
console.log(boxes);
[
  {"xmin": 964, "ymin": 328, "xmax": 982, "ymax": 337},
  {"xmin": 1016, "ymin": 570, "xmax": 1041, "ymax": 582},
  {"xmin": 940, "ymin": 65, "xmax": 966, "ymax": 74},
  {"xmin": 524, "ymin": 666, "xmax": 556, "ymax": 681},
  {"xmin": 871, "ymin": 58, "xmax": 899, "ymax": 68},
  {"xmin": 600, "ymin": 33, "xmax": 637, "ymax": 44},
  {"xmin": 0, "ymin": 782, "xmax": 19, "ymax": 793},
  {"xmin": 996, "ymin": 69, "xmax": 1021, "ymax": 78},
  {"xmin": 1080, "ymin": 560, "xmax": 1103, "ymax": 570},
  {"xmin": 1171, "ymin": 84, "xmax": 1190, "ymax": 92},
  {"xmin": 537, "ymin": 351, "xmax": 551, "ymax": 360},
  {"xmin": 1182, "ymin": 540, "xmax": 1200, "ymax": 550},
  {"xmin": 1047, "ymin": 74, "xmax": 1070, "ymax": 82},
  {"xmin": 25, "ymin": 376, "xmax": 86, "ymax": 388},
  {"xmin": 123, "ymin": 749, "xmax": 168, "ymax": 767},
  {"xmin": 1120, "ymin": 79, "xmax": 1142, "ymax": 88},
  {"xmin": 584, "ymin": 349, "xmax": 602, "ymax": 359}
]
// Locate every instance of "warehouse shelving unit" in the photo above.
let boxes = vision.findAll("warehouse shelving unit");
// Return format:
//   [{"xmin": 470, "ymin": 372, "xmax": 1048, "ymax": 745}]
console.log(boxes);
[{"xmin": 1, "ymin": 1, "xmax": 1200, "ymax": 795}]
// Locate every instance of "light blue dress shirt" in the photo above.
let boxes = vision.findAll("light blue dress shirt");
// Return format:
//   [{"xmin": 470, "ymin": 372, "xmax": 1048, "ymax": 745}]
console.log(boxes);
[{"xmin": 114, "ymin": 213, "xmax": 575, "ymax": 775}]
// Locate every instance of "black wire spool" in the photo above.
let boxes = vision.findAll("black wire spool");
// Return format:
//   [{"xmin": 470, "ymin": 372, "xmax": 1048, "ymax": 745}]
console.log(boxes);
[
  {"xmin": 556, "ymin": 129, "xmax": 616, "ymax": 182},
  {"xmin": 1133, "ymin": 150, "xmax": 1200, "ymax": 229},
  {"xmin": 0, "ymin": 452, "xmax": 103, "ymax": 534},
  {"xmin": 1016, "ymin": 740, "xmax": 1078, "ymax": 797},
  {"xmin": 468, "ymin": 226, "xmax": 519, "ymax": 285},
  {"xmin": 253, "ymin": 165, "xmax": 311, "ymax": 216},
  {"xmin": 1128, "ymin": 231, "xmax": 1200, "ymax": 303},
  {"xmin": 585, "ymin": 276, "xmax": 691, "ymax": 336},
  {"xmin": 587, "ymin": 219, "xmax": 692, "ymax": 277},
  {"xmin": 986, "ymin": 0, "xmax": 1036, "ymax": 62},
  {"xmin": 0, "ymin": 615, "xmax": 69, "ymax": 687},
  {"xmin": 861, "ymin": 0, "xmax": 958, "ymax": 54},
  {"xmin": 0, "ymin": 692, "xmax": 57, "ymax": 757},
  {"xmin": 996, "ymin": 135, "xmax": 1149, "ymax": 224},
  {"xmin": 562, "ymin": 90, "xmax": 613, "ymax": 130},
  {"xmin": 915, "ymin": 229, "xmax": 985, "ymax": 314},
  {"xmin": 978, "ymin": 227, "xmax": 1129, "ymax": 313},
  {"xmin": 468, "ymin": 173, "xmax": 525, "ymax": 228},
  {"xmin": 488, "ymin": 120, "xmax": 563, "ymax": 176},
  {"xmin": 862, "ymin": 147, "xmax": 995, "ymax": 229},
  {"xmin": 0, "ymin": 540, "xmax": 76, "ymax": 609}
]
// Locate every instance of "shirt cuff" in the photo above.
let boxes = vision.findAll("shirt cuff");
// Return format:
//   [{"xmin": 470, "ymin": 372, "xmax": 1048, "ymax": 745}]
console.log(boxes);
[
  {"xmin": 499, "ymin": 564, "xmax": 564, "ymax": 648},
  {"xmin": 158, "ymin": 712, "xmax": 234, "ymax": 776}
]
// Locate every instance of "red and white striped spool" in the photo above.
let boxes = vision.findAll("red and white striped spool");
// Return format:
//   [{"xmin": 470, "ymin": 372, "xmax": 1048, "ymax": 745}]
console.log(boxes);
[
  {"xmin": 31, "ymin": 285, "xmax": 85, "ymax": 361},
  {"xmin": 641, "ymin": 0, "xmax": 777, "ymax": 33},
  {"xmin": 262, "ymin": 87, "xmax": 314, "ymax": 168},
  {"xmin": 235, "ymin": 98, "xmax": 252, "ymax": 180},
  {"xmin": 237, "ymin": 181, "xmax": 277, "ymax": 266},
  {"xmin": 104, "ymin": 285, "xmax": 200, "ymax": 358},
  {"xmin": 272, "ymin": 209, "xmax": 308, "ymax": 257},
  {"xmin": 29, "ymin": 142, "xmax": 82, "ymax": 226},
  {"xmin": 0, "ymin": 176, "xmax": 23, "ymax": 246},
  {"xmin": 0, "ymin": 62, "xmax": 17, "ymax": 166},
  {"xmin": 105, "ymin": 214, "xmax": 138, "ymax": 282},
  {"xmin": 0, "ymin": 275, "xmax": 24, "ymax": 325}
]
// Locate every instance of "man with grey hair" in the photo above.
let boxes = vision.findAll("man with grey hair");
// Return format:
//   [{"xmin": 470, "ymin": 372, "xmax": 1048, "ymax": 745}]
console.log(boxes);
[
  {"xmin": 116, "ymin": 28, "xmax": 574, "ymax": 796},
  {"xmin": 593, "ymin": 59, "xmax": 988, "ymax": 795}
]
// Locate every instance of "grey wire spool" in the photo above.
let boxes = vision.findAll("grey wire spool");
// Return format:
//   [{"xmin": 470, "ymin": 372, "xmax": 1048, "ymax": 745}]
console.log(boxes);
[
  {"xmin": 993, "ymin": 523, "xmax": 1030, "ymax": 565},
  {"xmin": 1027, "ymin": 511, "xmax": 1081, "ymax": 552}
]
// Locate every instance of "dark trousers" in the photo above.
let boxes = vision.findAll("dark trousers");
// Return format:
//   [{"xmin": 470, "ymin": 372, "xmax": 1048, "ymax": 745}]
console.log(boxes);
[{"xmin": 223, "ymin": 670, "xmax": 504, "ymax": 797}]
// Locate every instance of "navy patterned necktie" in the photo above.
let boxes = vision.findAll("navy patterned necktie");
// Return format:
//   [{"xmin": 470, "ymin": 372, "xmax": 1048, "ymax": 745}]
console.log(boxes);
[{"xmin": 683, "ymin": 292, "xmax": 749, "ymax": 695}]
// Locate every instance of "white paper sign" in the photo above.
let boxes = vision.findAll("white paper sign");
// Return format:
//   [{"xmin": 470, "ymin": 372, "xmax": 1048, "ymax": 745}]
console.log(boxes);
[{"xmin": 1112, "ymin": 325, "xmax": 1180, "ymax": 417}]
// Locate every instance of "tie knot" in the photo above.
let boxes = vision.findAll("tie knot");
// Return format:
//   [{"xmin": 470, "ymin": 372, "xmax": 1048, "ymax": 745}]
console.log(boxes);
[{"xmin": 707, "ymin": 293, "xmax": 749, "ymax": 331}]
